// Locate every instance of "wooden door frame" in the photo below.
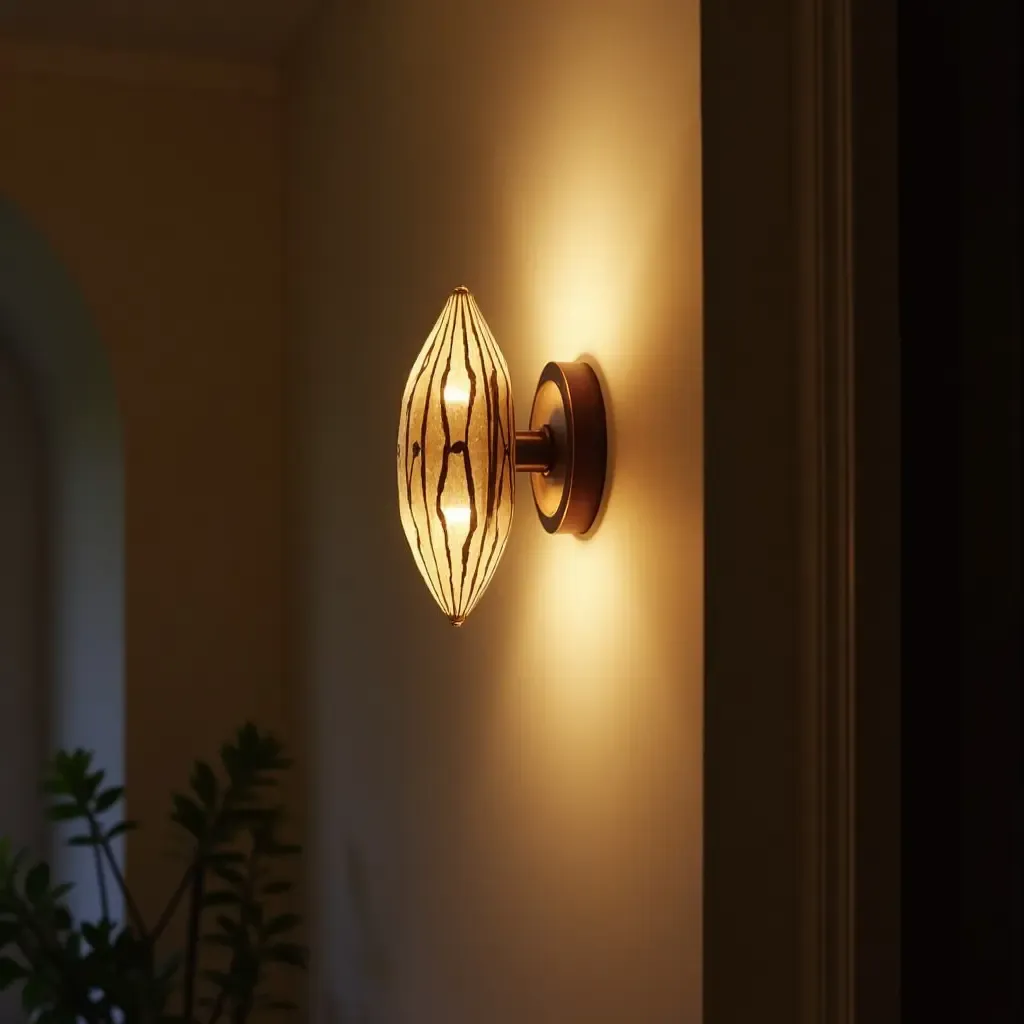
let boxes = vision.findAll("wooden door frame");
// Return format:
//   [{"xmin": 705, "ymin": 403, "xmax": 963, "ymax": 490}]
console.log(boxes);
[{"xmin": 702, "ymin": 0, "xmax": 899, "ymax": 1020}]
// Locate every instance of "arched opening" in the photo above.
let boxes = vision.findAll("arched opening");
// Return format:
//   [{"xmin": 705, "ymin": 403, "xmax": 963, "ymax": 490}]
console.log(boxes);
[
  {"xmin": 0, "ymin": 197, "xmax": 125, "ymax": 925},
  {"xmin": 0, "ymin": 340, "xmax": 47, "ymax": 859}
]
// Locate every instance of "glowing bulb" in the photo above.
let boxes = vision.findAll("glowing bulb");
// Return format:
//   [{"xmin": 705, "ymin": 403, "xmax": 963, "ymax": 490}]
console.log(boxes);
[
  {"xmin": 443, "ymin": 385, "xmax": 470, "ymax": 404},
  {"xmin": 443, "ymin": 506, "xmax": 472, "ymax": 527}
]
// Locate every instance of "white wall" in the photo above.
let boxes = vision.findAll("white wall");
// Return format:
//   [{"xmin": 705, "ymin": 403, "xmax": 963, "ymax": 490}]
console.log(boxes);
[{"xmin": 287, "ymin": 1, "xmax": 703, "ymax": 1020}]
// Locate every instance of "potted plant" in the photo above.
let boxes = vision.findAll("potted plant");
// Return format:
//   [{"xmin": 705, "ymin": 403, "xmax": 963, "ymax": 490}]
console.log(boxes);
[{"xmin": 0, "ymin": 722, "xmax": 306, "ymax": 1024}]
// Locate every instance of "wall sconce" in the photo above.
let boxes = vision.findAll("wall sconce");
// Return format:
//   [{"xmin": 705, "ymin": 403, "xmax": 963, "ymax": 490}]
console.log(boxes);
[{"xmin": 397, "ymin": 286, "xmax": 607, "ymax": 625}]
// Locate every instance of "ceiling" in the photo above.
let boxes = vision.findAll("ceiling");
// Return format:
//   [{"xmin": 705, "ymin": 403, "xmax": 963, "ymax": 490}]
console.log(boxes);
[{"xmin": 0, "ymin": 0, "xmax": 321, "ymax": 61}]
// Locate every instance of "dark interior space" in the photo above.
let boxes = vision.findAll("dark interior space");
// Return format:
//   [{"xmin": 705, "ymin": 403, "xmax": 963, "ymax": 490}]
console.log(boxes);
[{"xmin": 900, "ymin": 0, "xmax": 1021, "ymax": 1019}]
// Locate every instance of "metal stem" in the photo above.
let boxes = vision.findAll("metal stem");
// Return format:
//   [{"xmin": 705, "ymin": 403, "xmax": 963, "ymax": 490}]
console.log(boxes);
[{"xmin": 515, "ymin": 428, "xmax": 555, "ymax": 473}]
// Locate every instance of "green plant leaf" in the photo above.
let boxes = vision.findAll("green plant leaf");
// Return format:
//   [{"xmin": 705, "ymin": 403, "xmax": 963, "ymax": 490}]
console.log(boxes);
[
  {"xmin": 46, "ymin": 803, "xmax": 83, "ymax": 822},
  {"xmin": 207, "ymin": 850, "xmax": 247, "ymax": 866},
  {"xmin": 222, "ymin": 806, "xmax": 277, "ymax": 828},
  {"xmin": 68, "ymin": 834, "xmax": 99, "ymax": 847},
  {"xmin": 81, "ymin": 921, "xmax": 105, "ymax": 949},
  {"xmin": 262, "ymin": 913, "xmax": 301, "ymax": 938},
  {"xmin": 7, "ymin": 848, "xmax": 27, "ymax": 876},
  {"xmin": 240, "ymin": 902, "xmax": 263, "ymax": 929},
  {"xmin": 25, "ymin": 862, "xmax": 50, "ymax": 903},
  {"xmin": 203, "ymin": 890, "xmax": 242, "ymax": 907},
  {"xmin": 215, "ymin": 914, "xmax": 240, "ymax": 934},
  {"xmin": 155, "ymin": 951, "xmax": 183, "ymax": 983},
  {"xmin": 84, "ymin": 769, "xmax": 104, "ymax": 800},
  {"xmin": 202, "ymin": 968, "xmax": 237, "ymax": 990},
  {"xmin": 261, "ymin": 881, "xmax": 292, "ymax": 895},
  {"xmin": 265, "ymin": 943, "xmax": 308, "ymax": 969},
  {"xmin": 21, "ymin": 972, "xmax": 49, "ymax": 1011},
  {"xmin": 212, "ymin": 864, "xmax": 244, "ymax": 885},
  {"xmin": 105, "ymin": 820, "xmax": 139, "ymax": 840},
  {"xmin": 51, "ymin": 907, "xmax": 73, "ymax": 931},
  {"xmin": 41, "ymin": 776, "xmax": 69, "ymax": 795},
  {"xmin": 171, "ymin": 793, "xmax": 207, "ymax": 838},
  {"xmin": 95, "ymin": 786, "xmax": 125, "ymax": 813},
  {"xmin": 220, "ymin": 743, "xmax": 239, "ymax": 777},
  {"xmin": 0, "ymin": 955, "xmax": 27, "ymax": 989},
  {"xmin": 191, "ymin": 760, "xmax": 219, "ymax": 808},
  {"xmin": 266, "ymin": 842, "xmax": 302, "ymax": 857},
  {"xmin": 50, "ymin": 882, "xmax": 74, "ymax": 900}
]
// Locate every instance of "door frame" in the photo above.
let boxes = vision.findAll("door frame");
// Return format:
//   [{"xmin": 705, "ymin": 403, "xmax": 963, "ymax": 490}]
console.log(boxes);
[{"xmin": 702, "ymin": 0, "xmax": 899, "ymax": 1019}]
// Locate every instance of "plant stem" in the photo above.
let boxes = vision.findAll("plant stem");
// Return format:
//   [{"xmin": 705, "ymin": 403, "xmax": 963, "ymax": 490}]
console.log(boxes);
[
  {"xmin": 154, "ymin": 784, "xmax": 237, "ymax": 944},
  {"xmin": 182, "ymin": 863, "xmax": 205, "ymax": 1024},
  {"xmin": 233, "ymin": 992, "xmax": 253, "ymax": 1024},
  {"xmin": 86, "ymin": 810, "xmax": 147, "ymax": 935},
  {"xmin": 90, "ymin": 820, "xmax": 110, "ymax": 920},
  {"xmin": 206, "ymin": 988, "xmax": 227, "ymax": 1024},
  {"xmin": 99, "ymin": 836, "xmax": 146, "ymax": 933},
  {"xmin": 150, "ymin": 862, "xmax": 195, "ymax": 943}
]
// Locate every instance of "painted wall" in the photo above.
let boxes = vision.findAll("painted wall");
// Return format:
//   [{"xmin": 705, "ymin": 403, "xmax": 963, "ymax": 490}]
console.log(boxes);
[
  {"xmin": 286, "ymin": 1, "xmax": 703, "ymax": 1020},
  {"xmin": 0, "ymin": 341, "xmax": 45, "ymax": 858},
  {"xmin": 0, "ymin": 44, "xmax": 286, "ymax": 927},
  {"xmin": 0, "ymin": 341, "xmax": 45, "ymax": 1024},
  {"xmin": 1, "ymin": 193, "xmax": 126, "ymax": 926}
]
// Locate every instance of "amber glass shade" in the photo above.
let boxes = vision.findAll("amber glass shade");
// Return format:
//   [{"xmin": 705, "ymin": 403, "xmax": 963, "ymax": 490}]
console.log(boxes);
[{"xmin": 397, "ymin": 288, "xmax": 515, "ymax": 625}]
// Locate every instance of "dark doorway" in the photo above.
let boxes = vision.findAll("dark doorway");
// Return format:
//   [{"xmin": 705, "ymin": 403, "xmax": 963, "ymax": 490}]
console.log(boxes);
[{"xmin": 899, "ymin": 0, "xmax": 1021, "ymax": 1019}]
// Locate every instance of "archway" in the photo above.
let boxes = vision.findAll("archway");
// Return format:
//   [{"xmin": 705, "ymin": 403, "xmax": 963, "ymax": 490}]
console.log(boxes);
[
  {"xmin": 0, "ymin": 339, "xmax": 46, "ymax": 859},
  {"xmin": 0, "ymin": 196, "xmax": 125, "ymax": 924}
]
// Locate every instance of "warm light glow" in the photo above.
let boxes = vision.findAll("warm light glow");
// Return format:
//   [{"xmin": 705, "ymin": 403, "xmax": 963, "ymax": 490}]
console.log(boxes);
[
  {"xmin": 443, "ymin": 505, "xmax": 472, "ymax": 527},
  {"xmin": 397, "ymin": 288, "xmax": 515, "ymax": 625},
  {"xmin": 483, "ymin": 8, "xmax": 703, "ymax": 812},
  {"xmin": 500, "ymin": 19, "xmax": 699, "ymax": 410}
]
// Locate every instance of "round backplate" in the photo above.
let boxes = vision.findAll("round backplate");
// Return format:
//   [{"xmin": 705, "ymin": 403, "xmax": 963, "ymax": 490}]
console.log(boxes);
[{"xmin": 528, "ymin": 361, "xmax": 608, "ymax": 535}]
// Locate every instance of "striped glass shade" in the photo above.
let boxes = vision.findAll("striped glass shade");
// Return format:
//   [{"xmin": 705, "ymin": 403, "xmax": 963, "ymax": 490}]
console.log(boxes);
[{"xmin": 397, "ymin": 288, "xmax": 515, "ymax": 625}]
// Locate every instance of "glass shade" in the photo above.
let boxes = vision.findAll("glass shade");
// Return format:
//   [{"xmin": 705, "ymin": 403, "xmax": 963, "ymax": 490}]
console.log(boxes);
[{"xmin": 397, "ymin": 288, "xmax": 515, "ymax": 625}]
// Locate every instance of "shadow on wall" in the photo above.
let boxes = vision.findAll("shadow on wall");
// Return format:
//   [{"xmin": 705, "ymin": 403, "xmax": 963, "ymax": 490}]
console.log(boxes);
[{"xmin": 0, "ymin": 196, "xmax": 125, "ymax": 925}]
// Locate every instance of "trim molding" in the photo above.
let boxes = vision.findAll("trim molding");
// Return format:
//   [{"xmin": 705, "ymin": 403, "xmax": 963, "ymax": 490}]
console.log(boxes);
[
  {"xmin": 798, "ymin": 0, "xmax": 900, "ymax": 1019},
  {"xmin": 796, "ymin": 0, "xmax": 857, "ymax": 1018}
]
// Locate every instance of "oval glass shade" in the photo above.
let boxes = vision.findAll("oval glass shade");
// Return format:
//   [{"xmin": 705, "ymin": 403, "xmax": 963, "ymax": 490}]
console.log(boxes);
[{"xmin": 397, "ymin": 288, "xmax": 515, "ymax": 625}]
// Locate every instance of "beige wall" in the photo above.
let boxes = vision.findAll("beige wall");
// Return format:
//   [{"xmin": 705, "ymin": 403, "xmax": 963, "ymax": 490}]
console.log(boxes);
[
  {"xmin": 287, "ymin": 0, "xmax": 703, "ymax": 1020},
  {"xmin": 0, "ymin": 44, "xmax": 286, "ymax": 925}
]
